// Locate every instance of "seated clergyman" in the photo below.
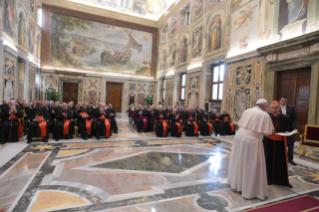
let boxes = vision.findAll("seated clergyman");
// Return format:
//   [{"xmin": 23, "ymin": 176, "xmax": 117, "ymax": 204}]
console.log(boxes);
[
  {"xmin": 77, "ymin": 102, "xmax": 93, "ymax": 140},
  {"xmin": 94, "ymin": 103, "xmax": 111, "ymax": 140},
  {"xmin": 154, "ymin": 105, "xmax": 168, "ymax": 137},
  {"xmin": 262, "ymin": 101, "xmax": 293, "ymax": 188},
  {"xmin": 107, "ymin": 104, "xmax": 118, "ymax": 134},
  {"xmin": 1, "ymin": 100, "xmax": 23, "ymax": 144},
  {"xmin": 27, "ymin": 101, "xmax": 50, "ymax": 143},
  {"xmin": 54, "ymin": 102, "xmax": 74, "ymax": 141}
]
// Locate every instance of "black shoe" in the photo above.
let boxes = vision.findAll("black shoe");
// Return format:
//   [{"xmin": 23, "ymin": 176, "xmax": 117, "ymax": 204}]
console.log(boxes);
[
  {"xmin": 27, "ymin": 139, "xmax": 32, "ymax": 144},
  {"xmin": 1, "ymin": 143, "xmax": 5, "ymax": 145},
  {"xmin": 286, "ymin": 183, "xmax": 293, "ymax": 188},
  {"xmin": 114, "ymin": 131, "xmax": 118, "ymax": 134},
  {"xmin": 82, "ymin": 135, "xmax": 87, "ymax": 140},
  {"xmin": 96, "ymin": 137, "xmax": 100, "ymax": 140},
  {"xmin": 289, "ymin": 160, "xmax": 297, "ymax": 166},
  {"xmin": 43, "ymin": 138, "xmax": 48, "ymax": 142}
]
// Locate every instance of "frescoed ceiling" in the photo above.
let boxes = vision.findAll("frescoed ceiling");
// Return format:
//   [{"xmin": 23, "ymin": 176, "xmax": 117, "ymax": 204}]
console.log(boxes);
[{"xmin": 64, "ymin": 0, "xmax": 176, "ymax": 21}]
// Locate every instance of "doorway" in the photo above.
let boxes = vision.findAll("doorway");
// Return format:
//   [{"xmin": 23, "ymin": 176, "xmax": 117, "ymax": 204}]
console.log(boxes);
[
  {"xmin": 276, "ymin": 67, "xmax": 311, "ymax": 140},
  {"xmin": 106, "ymin": 82, "xmax": 123, "ymax": 112},
  {"xmin": 63, "ymin": 82, "xmax": 78, "ymax": 104}
]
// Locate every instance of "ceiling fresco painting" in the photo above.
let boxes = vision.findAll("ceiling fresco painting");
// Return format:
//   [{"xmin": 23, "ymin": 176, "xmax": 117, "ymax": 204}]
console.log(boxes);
[{"xmin": 66, "ymin": 0, "xmax": 176, "ymax": 20}]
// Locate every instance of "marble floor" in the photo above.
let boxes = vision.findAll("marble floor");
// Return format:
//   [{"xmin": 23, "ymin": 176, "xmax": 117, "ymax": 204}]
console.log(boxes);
[{"xmin": 0, "ymin": 113, "xmax": 319, "ymax": 212}]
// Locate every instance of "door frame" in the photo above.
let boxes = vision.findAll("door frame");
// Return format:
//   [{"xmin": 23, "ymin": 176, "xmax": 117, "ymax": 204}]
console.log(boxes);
[
  {"xmin": 257, "ymin": 32, "xmax": 319, "ymax": 126},
  {"xmin": 58, "ymin": 78, "xmax": 83, "ymax": 103},
  {"xmin": 106, "ymin": 81, "xmax": 123, "ymax": 112}
]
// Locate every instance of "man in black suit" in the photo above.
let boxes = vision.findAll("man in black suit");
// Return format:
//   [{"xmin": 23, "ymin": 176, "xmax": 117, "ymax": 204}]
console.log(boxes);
[{"xmin": 279, "ymin": 96, "xmax": 297, "ymax": 166}]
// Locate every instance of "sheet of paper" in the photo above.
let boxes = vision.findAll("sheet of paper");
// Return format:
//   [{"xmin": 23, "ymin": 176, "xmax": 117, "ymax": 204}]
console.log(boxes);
[{"xmin": 275, "ymin": 129, "xmax": 298, "ymax": 137}]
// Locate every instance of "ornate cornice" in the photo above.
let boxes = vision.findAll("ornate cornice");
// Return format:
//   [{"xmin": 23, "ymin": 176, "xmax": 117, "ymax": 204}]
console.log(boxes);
[{"xmin": 43, "ymin": 0, "xmax": 158, "ymax": 28}]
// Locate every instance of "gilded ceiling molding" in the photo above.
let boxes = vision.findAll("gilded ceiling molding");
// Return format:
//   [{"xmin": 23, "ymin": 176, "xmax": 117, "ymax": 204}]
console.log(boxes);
[{"xmin": 43, "ymin": 0, "xmax": 159, "ymax": 28}]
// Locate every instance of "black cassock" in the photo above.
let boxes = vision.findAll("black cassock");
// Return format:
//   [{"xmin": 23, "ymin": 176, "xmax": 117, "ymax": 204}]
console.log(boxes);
[
  {"xmin": 198, "ymin": 113, "xmax": 212, "ymax": 136},
  {"xmin": 184, "ymin": 112, "xmax": 198, "ymax": 137},
  {"xmin": 54, "ymin": 108, "xmax": 74, "ymax": 140},
  {"xmin": 1, "ymin": 106, "xmax": 23, "ymax": 143},
  {"xmin": 48, "ymin": 107, "xmax": 59, "ymax": 134},
  {"xmin": 22, "ymin": 107, "xmax": 33, "ymax": 135},
  {"xmin": 170, "ymin": 113, "xmax": 182, "ymax": 137},
  {"xmin": 154, "ymin": 110, "xmax": 168, "ymax": 137},
  {"xmin": 209, "ymin": 113, "xmax": 221, "ymax": 135},
  {"xmin": 94, "ymin": 109, "xmax": 112, "ymax": 139},
  {"xmin": 134, "ymin": 109, "xmax": 148, "ymax": 132},
  {"xmin": 27, "ymin": 107, "xmax": 50, "ymax": 142},
  {"xmin": 220, "ymin": 114, "xmax": 235, "ymax": 135},
  {"xmin": 77, "ymin": 108, "xmax": 93, "ymax": 138},
  {"xmin": 144, "ymin": 110, "xmax": 154, "ymax": 132},
  {"xmin": 107, "ymin": 108, "xmax": 118, "ymax": 133},
  {"xmin": 262, "ymin": 114, "xmax": 293, "ymax": 186},
  {"xmin": 0, "ymin": 104, "xmax": 9, "ymax": 140}
]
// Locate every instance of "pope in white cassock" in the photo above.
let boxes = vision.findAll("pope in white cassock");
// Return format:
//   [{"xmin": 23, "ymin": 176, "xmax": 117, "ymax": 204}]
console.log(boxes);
[{"xmin": 227, "ymin": 99, "xmax": 274, "ymax": 200}]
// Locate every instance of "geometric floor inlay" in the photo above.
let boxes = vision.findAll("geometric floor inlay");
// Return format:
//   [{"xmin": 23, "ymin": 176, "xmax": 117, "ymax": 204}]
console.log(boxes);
[{"xmin": 92, "ymin": 151, "xmax": 212, "ymax": 173}]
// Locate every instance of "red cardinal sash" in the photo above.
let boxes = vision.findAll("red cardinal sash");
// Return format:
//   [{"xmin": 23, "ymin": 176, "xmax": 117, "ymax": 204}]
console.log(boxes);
[
  {"xmin": 80, "ymin": 112, "xmax": 92, "ymax": 136},
  {"xmin": 138, "ymin": 115, "xmax": 147, "ymax": 129},
  {"xmin": 36, "ymin": 115, "xmax": 47, "ymax": 138},
  {"xmin": 189, "ymin": 117, "xmax": 198, "ymax": 135},
  {"xmin": 157, "ymin": 119, "xmax": 167, "ymax": 136},
  {"xmin": 63, "ymin": 119, "xmax": 71, "ymax": 135},
  {"xmin": 98, "ymin": 116, "xmax": 111, "ymax": 138},
  {"xmin": 207, "ymin": 122, "xmax": 213, "ymax": 134},
  {"xmin": 9, "ymin": 114, "xmax": 23, "ymax": 139},
  {"xmin": 175, "ymin": 122, "xmax": 181, "ymax": 134},
  {"xmin": 223, "ymin": 116, "xmax": 235, "ymax": 132},
  {"xmin": 265, "ymin": 134, "xmax": 290, "ymax": 184}
]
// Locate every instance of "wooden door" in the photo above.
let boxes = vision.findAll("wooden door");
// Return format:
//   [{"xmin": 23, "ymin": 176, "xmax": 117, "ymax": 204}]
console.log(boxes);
[
  {"xmin": 277, "ymin": 67, "xmax": 311, "ymax": 140},
  {"xmin": 106, "ymin": 82, "xmax": 123, "ymax": 112},
  {"xmin": 63, "ymin": 82, "xmax": 78, "ymax": 104}
]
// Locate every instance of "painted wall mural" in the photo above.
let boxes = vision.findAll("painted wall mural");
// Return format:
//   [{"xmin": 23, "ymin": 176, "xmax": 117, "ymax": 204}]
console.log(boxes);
[
  {"xmin": 165, "ymin": 78, "xmax": 174, "ymax": 107},
  {"xmin": 179, "ymin": 36, "xmax": 188, "ymax": 63},
  {"xmin": 83, "ymin": 77, "xmax": 102, "ymax": 104},
  {"xmin": 127, "ymin": 81, "xmax": 156, "ymax": 107},
  {"xmin": 186, "ymin": 72, "xmax": 201, "ymax": 108},
  {"xmin": 225, "ymin": 57, "xmax": 265, "ymax": 120},
  {"xmin": 191, "ymin": 26, "xmax": 203, "ymax": 58},
  {"xmin": 3, "ymin": 53, "xmax": 16, "ymax": 101},
  {"xmin": 4, "ymin": 0, "xmax": 16, "ymax": 39},
  {"xmin": 50, "ymin": 13, "xmax": 153, "ymax": 76},
  {"xmin": 18, "ymin": 9, "xmax": 28, "ymax": 51},
  {"xmin": 229, "ymin": 0, "xmax": 259, "ymax": 57},
  {"xmin": 29, "ymin": 20, "xmax": 36, "ymax": 55},
  {"xmin": 207, "ymin": 14, "xmax": 222, "ymax": 53}
]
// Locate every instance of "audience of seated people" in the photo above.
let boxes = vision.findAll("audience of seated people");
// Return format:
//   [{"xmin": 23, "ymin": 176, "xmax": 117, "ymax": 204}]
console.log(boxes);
[
  {"xmin": 0, "ymin": 98, "xmax": 235, "ymax": 144},
  {"xmin": 127, "ymin": 104, "xmax": 235, "ymax": 137}
]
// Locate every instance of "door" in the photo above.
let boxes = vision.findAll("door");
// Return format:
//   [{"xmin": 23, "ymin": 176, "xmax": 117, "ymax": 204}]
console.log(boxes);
[
  {"xmin": 63, "ymin": 82, "xmax": 78, "ymax": 104},
  {"xmin": 106, "ymin": 82, "xmax": 123, "ymax": 112},
  {"xmin": 277, "ymin": 67, "xmax": 311, "ymax": 140}
]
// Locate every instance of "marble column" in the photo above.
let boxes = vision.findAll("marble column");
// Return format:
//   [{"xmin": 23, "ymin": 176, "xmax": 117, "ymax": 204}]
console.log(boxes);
[
  {"xmin": 122, "ymin": 81, "xmax": 128, "ymax": 113},
  {"xmin": 309, "ymin": 62, "xmax": 319, "ymax": 125},
  {"xmin": 24, "ymin": 61, "xmax": 30, "ymax": 101}
]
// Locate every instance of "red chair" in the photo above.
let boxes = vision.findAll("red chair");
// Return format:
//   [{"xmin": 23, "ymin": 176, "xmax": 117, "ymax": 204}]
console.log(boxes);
[{"xmin": 299, "ymin": 125, "xmax": 319, "ymax": 158}]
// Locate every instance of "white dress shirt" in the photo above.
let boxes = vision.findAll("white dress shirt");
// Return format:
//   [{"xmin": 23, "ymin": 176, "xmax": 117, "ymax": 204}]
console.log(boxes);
[{"xmin": 281, "ymin": 104, "xmax": 287, "ymax": 115}]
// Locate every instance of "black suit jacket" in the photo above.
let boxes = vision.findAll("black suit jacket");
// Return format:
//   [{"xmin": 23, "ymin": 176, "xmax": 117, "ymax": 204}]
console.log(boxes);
[{"xmin": 280, "ymin": 104, "xmax": 297, "ymax": 129}]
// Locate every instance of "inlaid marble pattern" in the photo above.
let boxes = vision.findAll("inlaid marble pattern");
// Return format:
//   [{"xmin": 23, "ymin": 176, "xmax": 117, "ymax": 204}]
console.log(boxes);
[
  {"xmin": 92, "ymin": 152, "xmax": 212, "ymax": 174},
  {"xmin": 0, "ymin": 135, "xmax": 318, "ymax": 212}
]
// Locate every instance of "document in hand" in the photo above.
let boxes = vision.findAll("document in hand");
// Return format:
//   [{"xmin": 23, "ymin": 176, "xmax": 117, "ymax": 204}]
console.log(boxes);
[{"xmin": 275, "ymin": 129, "xmax": 298, "ymax": 137}]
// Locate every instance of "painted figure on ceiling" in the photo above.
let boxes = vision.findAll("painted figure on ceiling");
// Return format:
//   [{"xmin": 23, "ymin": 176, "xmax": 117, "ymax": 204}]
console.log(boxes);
[
  {"xmin": 179, "ymin": 37, "xmax": 188, "ymax": 63},
  {"xmin": 18, "ymin": 12, "xmax": 27, "ymax": 50},
  {"xmin": 208, "ymin": 17, "xmax": 222, "ymax": 53}
]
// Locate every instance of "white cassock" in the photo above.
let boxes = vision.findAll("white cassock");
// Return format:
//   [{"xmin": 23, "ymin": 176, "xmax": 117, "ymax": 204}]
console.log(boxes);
[{"xmin": 227, "ymin": 106, "xmax": 274, "ymax": 200}]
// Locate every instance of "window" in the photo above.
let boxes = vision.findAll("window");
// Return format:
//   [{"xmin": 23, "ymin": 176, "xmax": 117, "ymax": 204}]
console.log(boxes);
[
  {"xmin": 37, "ymin": 7, "xmax": 43, "ymax": 28},
  {"xmin": 180, "ymin": 73, "xmax": 186, "ymax": 101},
  {"xmin": 180, "ymin": 4, "xmax": 191, "ymax": 28},
  {"xmin": 211, "ymin": 63, "xmax": 224, "ymax": 101}
]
